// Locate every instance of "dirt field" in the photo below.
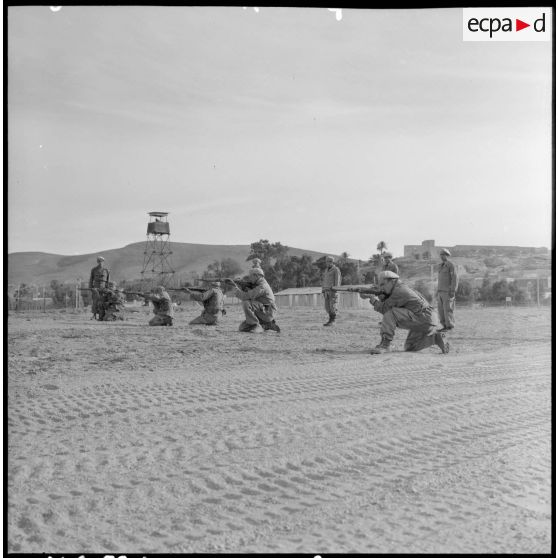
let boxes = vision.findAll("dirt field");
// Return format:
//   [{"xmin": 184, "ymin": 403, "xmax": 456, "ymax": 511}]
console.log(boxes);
[{"xmin": 7, "ymin": 304, "xmax": 552, "ymax": 553}]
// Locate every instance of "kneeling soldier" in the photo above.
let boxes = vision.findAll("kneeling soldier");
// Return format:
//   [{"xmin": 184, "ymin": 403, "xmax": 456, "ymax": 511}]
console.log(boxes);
[
  {"xmin": 188, "ymin": 281, "xmax": 224, "ymax": 326},
  {"xmin": 146, "ymin": 286, "xmax": 174, "ymax": 326},
  {"xmin": 101, "ymin": 281, "xmax": 125, "ymax": 321},
  {"xmin": 360, "ymin": 271, "xmax": 449, "ymax": 355},
  {"xmin": 229, "ymin": 268, "xmax": 280, "ymax": 333}
]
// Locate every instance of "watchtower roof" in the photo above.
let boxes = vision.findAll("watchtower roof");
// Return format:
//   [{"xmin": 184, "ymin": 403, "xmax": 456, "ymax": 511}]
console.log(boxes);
[{"xmin": 148, "ymin": 212, "xmax": 169, "ymax": 217}]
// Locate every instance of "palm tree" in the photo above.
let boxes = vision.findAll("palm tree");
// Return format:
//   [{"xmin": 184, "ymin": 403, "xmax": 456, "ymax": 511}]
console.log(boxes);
[{"xmin": 376, "ymin": 241, "xmax": 387, "ymax": 255}]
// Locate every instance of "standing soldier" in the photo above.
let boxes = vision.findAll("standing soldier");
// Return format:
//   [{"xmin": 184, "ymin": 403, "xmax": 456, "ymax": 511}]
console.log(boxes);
[
  {"xmin": 228, "ymin": 268, "xmax": 280, "ymax": 333},
  {"xmin": 381, "ymin": 252, "xmax": 399, "ymax": 275},
  {"xmin": 188, "ymin": 281, "xmax": 225, "ymax": 326},
  {"xmin": 322, "ymin": 256, "xmax": 341, "ymax": 326},
  {"xmin": 146, "ymin": 286, "xmax": 174, "ymax": 326},
  {"xmin": 437, "ymin": 249, "xmax": 458, "ymax": 332},
  {"xmin": 360, "ymin": 271, "xmax": 449, "ymax": 355},
  {"xmin": 89, "ymin": 255, "xmax": 110, "ymax": 320}
]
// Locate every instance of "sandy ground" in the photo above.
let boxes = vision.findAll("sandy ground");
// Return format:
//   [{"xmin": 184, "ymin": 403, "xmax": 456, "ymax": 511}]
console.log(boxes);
[{"xmin": 7, "ymin": 303, "xmax": 552, "ymax": 553}]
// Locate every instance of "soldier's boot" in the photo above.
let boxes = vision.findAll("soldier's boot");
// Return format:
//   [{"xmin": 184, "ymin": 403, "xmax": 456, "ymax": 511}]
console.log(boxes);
[
  {"xmin": 370, "ymin": 335, "xmax": 392, "ymax": 355},
  {"xmin": 239, "ymin": 321, "xmax": 259, "ymax": 333},
  {"xmin": 434, "ymin": 332, "xmax": 450, "ymax": 354},
  {"xmin": 323, "ymin": 314, "xmax": 336, "ymax": 326},
  {"xmin": 267, "ymin": 320, "xmax": 281, "ymax": 333}
]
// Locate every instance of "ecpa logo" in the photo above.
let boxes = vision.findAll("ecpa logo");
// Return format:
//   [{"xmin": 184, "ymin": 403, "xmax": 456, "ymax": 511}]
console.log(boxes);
[{"xmin": 463, "ymin": 8, "xmax": 551, "ymax": 41}]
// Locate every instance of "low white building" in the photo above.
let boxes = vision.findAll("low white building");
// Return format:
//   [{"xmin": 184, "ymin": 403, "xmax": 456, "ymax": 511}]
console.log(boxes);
[{"xmin": 275, "ymin": 287, "xmax": 371, "ymax": 309}]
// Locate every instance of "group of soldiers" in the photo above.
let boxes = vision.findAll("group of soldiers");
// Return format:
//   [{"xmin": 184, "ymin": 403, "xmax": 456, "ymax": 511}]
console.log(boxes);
[
  {"xmin": 88, "ymin": 249, "xmax": 458, "ymax": 356},
  {"xmin": 321, "ymin": 249, "xmax": 458, "ymax": 354}
]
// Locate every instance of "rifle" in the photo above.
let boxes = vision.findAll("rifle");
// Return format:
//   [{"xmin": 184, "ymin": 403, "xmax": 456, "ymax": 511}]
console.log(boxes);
[
  {"xmin": 168, "ymin": 287, "xmax": 207, "ymax": 293},
  {"xmin": 197, "ymin": 277, "xmax": 254, "ymax": 291},
  {"xmin": 224, "ymin": 278, "xmax": 254, "ymax": 291},
  {"xmin": 123, "ymin": 291, "xmax": 149, "ymax": 298},
  {"xmin": 332, "ymin": 285, "xmax": 382, "ymax": 296}
]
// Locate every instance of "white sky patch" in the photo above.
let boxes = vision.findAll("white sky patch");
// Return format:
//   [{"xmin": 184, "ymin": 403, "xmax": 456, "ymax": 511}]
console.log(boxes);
[{"xmin": 7, "ymin": 6, "xmax": 552, "ymax": 258}]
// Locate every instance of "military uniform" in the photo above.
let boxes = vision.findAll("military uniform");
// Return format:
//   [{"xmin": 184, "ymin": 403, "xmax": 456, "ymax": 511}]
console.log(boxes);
[
  {"xmin": 234, "ymin": 270, "xmax": 280, "ymax": 332},
  {"xmin": 148, "ymin": 288, "xmax": 174, "ymax": 326},
  {"xmin": 371, "ymin": 281, "xmax": 440, "ymax": 351},
  {"xmin": 437, "ymin": 250, "xmax": 458, "ymax": 331},
  {"xmin": 89, "ymin": 257, "xmax": 110, "ymax": 319},
  {"xmin": 101, "ymin": 285, "xmax": 125, "ymax": 321},
  {"xmin": 322, "ymin": 258, "xmax": 341, "ymax": 325},
  {"xmin": 189, "ymin": 285, "xmax": 224, "ymax": 325}
]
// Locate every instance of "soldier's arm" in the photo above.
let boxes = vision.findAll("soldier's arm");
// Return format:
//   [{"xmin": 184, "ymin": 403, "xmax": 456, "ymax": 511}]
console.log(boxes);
[
  {"xmin": 189, "ymin": 291, "xmax": 203, "ymax": 302},
  {"xmin": 334, "ymin": 267, "xmax": 342, "ymax": 287},
  {"xmin": 449, "ymin": 262, "xmax": 458, "ymax": 296}
]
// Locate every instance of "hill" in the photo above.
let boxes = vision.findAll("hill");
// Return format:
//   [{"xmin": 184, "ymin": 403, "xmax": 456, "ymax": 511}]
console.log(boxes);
[{"xmin": 7, "ymin": 242, "xmax": 336, "ymax": 286}]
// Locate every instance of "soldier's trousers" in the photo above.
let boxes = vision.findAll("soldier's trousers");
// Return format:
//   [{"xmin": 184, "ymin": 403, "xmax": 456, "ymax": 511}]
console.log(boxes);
[
  {"xmin": 149, "ymin": 314, "xmax": 173, "ymax": 326},
  {"xmin": 91, "ymin": 288, "xmax": 102, "ymax": 317},
  {"xmin": 240, "ymin": 300, "xmax": 276, "ymax": 329},
  {"xmin": 437, "ymin": 291, "xmax": 455, "ymax": 329},
  {"xmin": 380, "ymin": 307, "xmax": 438, "ymax": 351},
  {"xmin": 323, "ymin": 290, "xmax": 339, "ymax": 317},
  {"xmin": 102, "ymin": 308, "xmax": 124, "ymax": 321},
  {"xmin": 189, "ymin": 312, "xmax": 219, "ymax": 326}
]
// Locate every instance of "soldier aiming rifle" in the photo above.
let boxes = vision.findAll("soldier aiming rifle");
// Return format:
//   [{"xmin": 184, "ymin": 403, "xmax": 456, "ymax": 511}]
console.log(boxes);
[{"xmin": 127, "ymin": 286, "xmax": 174, "ymax": 326}]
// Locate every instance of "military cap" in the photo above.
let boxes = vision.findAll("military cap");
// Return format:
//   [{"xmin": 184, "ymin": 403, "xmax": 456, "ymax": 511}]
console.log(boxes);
[
  {"xmin": 249, "ymin": 267, "xmax": 264, "ymax": 277},
  {"xmin": 97, "ymin": 256, "xmax": 105, "ymax": 262},
  {"xmin": 440, "ymin": 249, "xmax": 451, "ymax": 256},
  {"xmin": 379, "ymin": 270, "xmax": 399, "ymax": 280},
  {"xmin": 383, "ymin": 252, "xmax": 393, "ymax": 258},
  {"xmin": 325, "ymin": 255, "xmax": 334, "ymax": 262}
]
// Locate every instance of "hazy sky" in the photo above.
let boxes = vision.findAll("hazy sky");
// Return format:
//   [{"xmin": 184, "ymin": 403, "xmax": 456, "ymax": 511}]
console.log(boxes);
[{"xmin": 8, "ymin": 6, "xmax": 553, "ymax": 260}]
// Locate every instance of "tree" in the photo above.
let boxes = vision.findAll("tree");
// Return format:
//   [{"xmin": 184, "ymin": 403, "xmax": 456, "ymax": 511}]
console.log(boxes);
[
  {"xmin": 490, "ymin": 280, "xmax": 511, "ymax": 303},
  {"xmin": 203, "ymin": 258, "xmax": 243, "ymax": 279},
  {"xmin": 280, "ymin": 254, "xmax": 321, "ymax": 288},
  {"xmin": 247, "ymin": 239, "xmax": 289, "ymax": 267},
  {"xmin": 477, "ymin": 272, "xmax": 492, "ymax": 301},
  {"xmin": 509, "ymin": 281, "xmax": 529, "ymax": 304},
  {"xmin": 455, "ymin": 279, "xmax": 474, "ymax": 304},
  {"xmin": 337, "ymin": 252, "xmax": 360, "ymax": 285},
  {"xmin": 376, "ymin": 241, "xmax": 387, "ymax": 255}
]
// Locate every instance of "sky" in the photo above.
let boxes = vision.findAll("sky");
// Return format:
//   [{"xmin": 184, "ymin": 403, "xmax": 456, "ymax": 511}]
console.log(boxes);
[{"xmin": 8, "ymin": 6, "xmax": 553, "ymax": 260}]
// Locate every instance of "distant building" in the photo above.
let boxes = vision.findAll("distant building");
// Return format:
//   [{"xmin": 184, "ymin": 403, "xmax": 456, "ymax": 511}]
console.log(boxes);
[
  {"xmin": 404, "ymin": 240, "xmax": 549, "ymax": 260},
  {"xmin": 275, "ymin": 286, "xmax": 370, "ymax": 309}
]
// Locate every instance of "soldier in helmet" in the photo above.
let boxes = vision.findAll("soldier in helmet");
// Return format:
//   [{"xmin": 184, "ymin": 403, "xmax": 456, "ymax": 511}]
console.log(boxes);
[
  {"xmin": 360, "ymin": 271, "xmax": 449, "ymax": 355},
  {"xmin": 188, "ymin": 281, "xmax": 225, "ymax": 325},
  {"xmin": 100, "ymin": 281, "xmax": 125, "ymax": 321},
  {"xmin": 437, "ymin": 249, "xmax": 458, "ymax": 332},
  {"xmin": 229, "ymin": 268, "xmax": 280, "ymax": 333},
  {"xmin": 321, "ymin": 256, "xmax": 341, "ymax": 326},
  {"xmin": 89, "ymin": 255, "xmax": 110, "ymax": 320},
  {"xmin": 145, "ymin": 285, "xmax": 174, "ymax": 326}
]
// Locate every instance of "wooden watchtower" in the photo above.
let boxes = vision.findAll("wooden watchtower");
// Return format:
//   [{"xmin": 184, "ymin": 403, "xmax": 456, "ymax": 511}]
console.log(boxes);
[{"xmin": 140, "ymin": 212, "xmax": 175, "ymax": 289}]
